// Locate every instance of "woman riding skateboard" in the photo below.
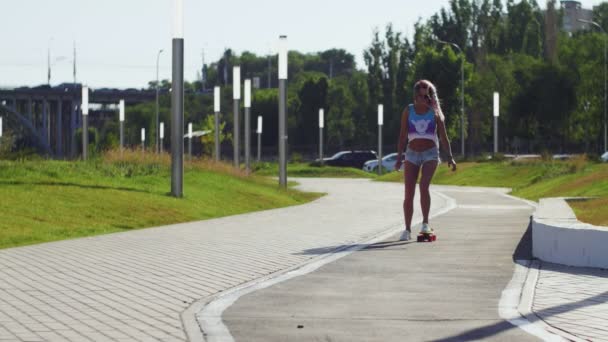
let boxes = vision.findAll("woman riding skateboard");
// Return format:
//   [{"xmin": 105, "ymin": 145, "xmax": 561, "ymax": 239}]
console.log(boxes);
[{"xmin": 394, "ymin": 79, "xmax": 456, "ymax": 241}]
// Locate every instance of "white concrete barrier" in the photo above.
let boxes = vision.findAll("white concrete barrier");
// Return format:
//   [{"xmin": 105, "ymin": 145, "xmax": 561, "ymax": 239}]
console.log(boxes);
[{"xmin": 532, "ymin": 198, "xmax": 608, "ymax": 269}]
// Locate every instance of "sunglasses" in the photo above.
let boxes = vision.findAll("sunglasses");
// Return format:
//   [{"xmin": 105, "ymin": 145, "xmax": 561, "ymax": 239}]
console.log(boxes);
[{"xmin": 415, "ymin": 83, "xmax": 428, "ymax": 90}]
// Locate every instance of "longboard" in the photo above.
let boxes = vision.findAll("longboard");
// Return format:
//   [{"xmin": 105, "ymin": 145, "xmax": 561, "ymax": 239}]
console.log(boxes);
[{"xmin": 417, "ymin": 232, "xmax": 437, "ymax": 242}]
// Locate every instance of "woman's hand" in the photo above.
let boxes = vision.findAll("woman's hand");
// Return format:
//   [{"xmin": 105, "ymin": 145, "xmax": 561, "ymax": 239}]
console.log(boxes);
[
  {"xmin": 394, "ymin": 158, "xmax": 403, "ymax": 171},
  {"xmin": 448, "ymin": 157, "xmax": 457, "ymax": 171}
]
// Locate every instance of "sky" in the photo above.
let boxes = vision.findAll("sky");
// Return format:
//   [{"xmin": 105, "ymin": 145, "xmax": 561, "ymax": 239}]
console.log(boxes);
[{"xmin": 0, "ymin": 0, "xmax": 605, "ymax": 89}]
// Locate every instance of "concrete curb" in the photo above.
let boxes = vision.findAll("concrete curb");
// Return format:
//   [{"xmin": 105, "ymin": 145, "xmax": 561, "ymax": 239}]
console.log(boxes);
[{"xmin": 532, "ymin": 197, "xmax": 608, "ymax": 269}]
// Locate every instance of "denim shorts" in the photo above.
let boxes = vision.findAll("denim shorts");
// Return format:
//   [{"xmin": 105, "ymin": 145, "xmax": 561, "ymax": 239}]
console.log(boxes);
[{"xmin": 405, "ymin": 146, "xmax": 440, "ymax": 167}]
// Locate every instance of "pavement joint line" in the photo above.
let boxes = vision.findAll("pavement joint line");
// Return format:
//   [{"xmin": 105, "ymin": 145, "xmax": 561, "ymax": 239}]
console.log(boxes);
[{"xmin": 190, "ymin": 190, "xmax": 458, "ymax": 342}]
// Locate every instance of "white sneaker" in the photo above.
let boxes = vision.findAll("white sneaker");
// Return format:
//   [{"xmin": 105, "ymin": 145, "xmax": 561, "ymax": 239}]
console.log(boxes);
[
  {"xmin": 420, "ymin": 223, "xmax": 433, "ymax": 234},
  {"xmin": 399, "ymin": 230, "xmax": 412, "ymax": 241}
]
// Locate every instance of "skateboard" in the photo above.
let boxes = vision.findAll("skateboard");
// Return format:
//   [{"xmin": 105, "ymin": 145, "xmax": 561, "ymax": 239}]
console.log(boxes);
[{"xmin": 417, "ymin": 232, "xmax": 437, "ymax": 242}]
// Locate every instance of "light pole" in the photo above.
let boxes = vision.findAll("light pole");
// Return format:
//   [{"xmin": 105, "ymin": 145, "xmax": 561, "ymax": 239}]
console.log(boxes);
[
  {"xmin": 119, "ymin": 99, "xmax": 125, "ymax": 156},
  {"xmin": 436, "ymin": 39, "xmax": 465, "ymax": 157},
  {"xmin": 244, "ymin": 79, "xmax": 252, "ymax": 173},
  {"xmin": 214, "ymin": 86, "xmax": 220, "ymax": 161},
  {"xmin": 578, "ymin": 19, "xmax": 607, "ymax": 152},
  {"xmin": 278, "ymin": 35, "xmax": 288, "ymax": 187},
  {"xmin": 160, "ymin": 122, "xmax": 164, "ymax": 153},
  {"xmin": 81, "ymin": 85, "xmax": 89, "ymax": 160},
  {"xmin": 141, "ymin": 128, "xmax": 145, "ymax": 152},
  {"xmin": 155, "ymin": 49, "xmax": 164, "ymax": 154},
  {"xmin": 319, "ymin": 108, "xmax": 324, "ymax": 165},
  {"xmin": 188, "ymin": 122, "xmax": 192, "ymax": 161},
  {"xmin": 233, "ymin": 66, "xmax": 241, "ymax": 168},
  {"xmin": 493, "ymin": 92, "xmax": 499, "ymax": 154},
  {"xmin": 378, "ymin": 104, "xmax": 383, "ymax": 175},
  {"xmin": 257, "ymin": 115, "xmax": 262, "ymax": 162},
  {"xmin": 171, "ymin": 0, "xmax": 184, "ymax": 198}
]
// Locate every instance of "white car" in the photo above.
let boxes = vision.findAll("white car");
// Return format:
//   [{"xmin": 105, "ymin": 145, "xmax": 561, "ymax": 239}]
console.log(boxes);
[
  {"xmin": 362, "ymin": 153, "xmax": 405, "ymax": 172},
  {"xmin": 601, "ymin": 151, "xmax": 608, "ymax": 162}
]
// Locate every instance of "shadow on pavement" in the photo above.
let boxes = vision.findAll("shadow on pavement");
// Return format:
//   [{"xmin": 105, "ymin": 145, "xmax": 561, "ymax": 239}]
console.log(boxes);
[
  {"xmin": 430, "ymin": 291, "xmax": 608, "ymax": 341},
  {"xmin": 295, "ymin": 240, "xmax": 415, "ymax": 255}
]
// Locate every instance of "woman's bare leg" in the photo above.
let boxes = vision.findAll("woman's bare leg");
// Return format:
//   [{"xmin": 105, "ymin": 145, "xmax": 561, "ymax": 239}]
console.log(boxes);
[
  {"xmin": 404, "ymin": 161, "xmax": 420, "ymax": 231},
  {"xmin": 419, "ymin": 161, "xmax": 438, "ymax": 224}
]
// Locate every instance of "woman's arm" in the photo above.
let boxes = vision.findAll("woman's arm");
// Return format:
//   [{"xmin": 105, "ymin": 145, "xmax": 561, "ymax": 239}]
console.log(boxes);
[
  {"xmin": 436, "ymin": 116, "xmax": 457, "ymax": 171},
  {"xmin": 394, "ymin": 108, "xmax": 409, "ymax": 171}
]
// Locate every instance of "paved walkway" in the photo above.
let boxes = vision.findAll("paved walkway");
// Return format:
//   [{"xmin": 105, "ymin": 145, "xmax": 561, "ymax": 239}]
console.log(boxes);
[
  {"xmin": 533, "ymin": 262, "xmax": 608, "ymax": 341},
  {"xmin": 0, "ymin": 178, "xmax": 606, "ymax": 341}
]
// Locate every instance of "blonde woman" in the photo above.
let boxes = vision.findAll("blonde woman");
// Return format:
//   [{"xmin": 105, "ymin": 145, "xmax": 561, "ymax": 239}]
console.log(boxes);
[{"xmin": 394, "ymin": 80, "xmax": 456, "ymax": 241}]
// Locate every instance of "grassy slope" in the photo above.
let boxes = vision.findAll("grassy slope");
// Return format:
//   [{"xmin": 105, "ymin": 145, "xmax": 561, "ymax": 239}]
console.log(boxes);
[{"xmin": 0, "ymin": 153, "xmax": 321, "ymax": 249}]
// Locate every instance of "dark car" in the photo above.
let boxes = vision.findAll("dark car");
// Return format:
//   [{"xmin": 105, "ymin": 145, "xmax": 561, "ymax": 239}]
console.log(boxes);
[{"xmin": 319, "ymin": 150, "xmax": 378, "ymax": 169}]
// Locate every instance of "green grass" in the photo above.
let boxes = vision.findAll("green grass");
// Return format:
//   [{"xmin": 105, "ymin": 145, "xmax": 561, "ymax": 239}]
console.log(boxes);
[
  {"xmin": 375, "ymin": 157, "xmax": 608, "ymax": 226},
  {"xmin": 0, "ymin": 150, "xmax": 322, "ymax": 249},
  {"xmin": 253, "ymin": 162, "xmax": 377, "ymax": 178}
]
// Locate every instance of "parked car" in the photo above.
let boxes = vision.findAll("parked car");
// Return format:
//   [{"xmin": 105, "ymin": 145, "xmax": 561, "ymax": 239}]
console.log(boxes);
[
  {"xmin": 362, "ymin": 153, "xmax": 406, "ymax": 172},
  {"xmin": 601, "ymin": 151, "xmax": 608, "ymax": 162},
  {"xmin": 318, "ymin": 150, "xmax": 377, "ymax": 169}
]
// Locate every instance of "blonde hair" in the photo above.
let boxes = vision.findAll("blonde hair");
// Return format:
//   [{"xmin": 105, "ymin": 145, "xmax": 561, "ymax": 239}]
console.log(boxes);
[{"xmin": 414, "ymin": 79, "xmax": 445, "ymax": 122}]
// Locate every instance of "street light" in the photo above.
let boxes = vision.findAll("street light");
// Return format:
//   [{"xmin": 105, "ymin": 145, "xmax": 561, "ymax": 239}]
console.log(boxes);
[
  {"xmin": 160, "ymin": 122, "xmax": 165, "ymax": 153},
  {"xmin": 214, "ymin": 86, "xmax": 221, "ymax": 161},
  {"xmin": 578, "ymin": 19, "xmax": 607, "ymax": 152},
  {"xmin": 81, "ymin": 85, "xmax": 89, "ymax": 160},
  {"xmin": 378, "ymin": 104, "xmax": 383, "ymax": 175},
  {"xmin": 119, "ymin": 99, "xmax": 125, "ymax": 155},
  {"xmin": 141, "ymin": 128, "xmax": 146, "ymax": 152},
  {"xmin": 319, "ymin": 108, "xmax": 324, "ymax": 164},
  {"xmin": 257, "ymin": 115, "xmax": 262, "ymax": 162},
  {"xmin": 233, "ymin": 66, "xmax": 241, "ymax": 168},
  {"xmin": 188, "ymin": 122, "xmax": 192, "ymax": 161},
  {"xmin": 436, "ymin": 39, "xmax": 465, "ymax": 157},
  {"xmin": 244, "ymin": 79, "xmax": 252, "ymax": 173},
  {"xmin": 278, "ymin": 35, "xmax": 288, "ymax": 187},
  {"xmin": 493, "ymin": 92, "xmax": 499, "ymax": 154},
  {"xmin": 156, "ymin": 49, "xmax": 164, "ymax": 154},
  {"xmin": 170, "ymin": 0, "xmax": 184, "ymax": 198}
]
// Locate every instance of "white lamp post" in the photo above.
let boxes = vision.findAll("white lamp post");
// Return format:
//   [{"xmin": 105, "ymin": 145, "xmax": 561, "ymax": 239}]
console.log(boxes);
[
  {"xmin": 244, "ymin": 79, "xmax": 252, "ymax": 173},
  {"xmin": 160, "ymin": 122, "xmax": 164, "ymax": 153},
  {"xmin": 257, "ymin": 115, "xmax": 263, "ymax": 162},
  {"xmin": 141, "ymin": 128, "xmax": 145, "ymax": 152},
  {"xmin": 493, "ymin": 92, "xmax": 499, "ymax": 154},
  {"xmin": 378, "ymin": 104, "xmax": 384, "ymax": 175},
  {"xmin": 0, "ymin": 117, "xmax": 3, "ymax": 138},
  {"xmin": 214, "ymin": 86, "xmax": 220, "ymax": 161},
  {"xmin": 319, "ymin": 108, "xmax": 324, "ymax": 164},
  {"xmin": 119, "ymin": 99, "xmax": 125, "ymax": 155},
  {"xmin": 81, "ymin": 85, "xmax": 89, "ymax": 160},
  {"xmin": 233, "ymin": 66, "xmax": 241, "ymax": 168},
  {"xmin": 188, "ymin": 122, "xmax": 193, "ymax": 160},
  {"xmin": 278, "ymin": 35, "xmax": 288, "ymax": 187}
]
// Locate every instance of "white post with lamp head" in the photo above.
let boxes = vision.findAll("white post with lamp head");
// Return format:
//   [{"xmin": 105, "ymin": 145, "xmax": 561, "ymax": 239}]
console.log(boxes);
[
  {"xmin": 233, "ymin": 66, "xmax": 241, "ymax": 168},
  {"xmin": 160, "ymin": 122, "xmax": 164, "ymax": 153},
  {"xmin": 319, "ymin": 108, "xmax": 324, "ymax": 164},
  {"xmin": 214, "ymin": 86, "xmax": 220, "ymax": 161},
  {"xmin": 378, "ymin": 104, "xmax": 383, "ymax": 175},
  {"xmin": 257, "ymin": 115, "xmax": 262, "ymax": 162},
  {"xmin": 81, "ymin": 85, "xmax": 89, "ymax": 160},
  {"xmin": 141, "ymin": 127, "xmax": 145, "ymax": 152},
  {"xmin": 188, "ymin": 122, "xmax": 192, "ymax": 161},
  {"xmin": 119, "ymin": 99, "xmax": 125, "ymax": 155},
  {"xmin": 493, "ymin": 92, "xmax": 499, "ymax": 154},
  {"xmin": 244, "ymin": 79, "xmax": 252, "ymax": 173},
  {"xmin": 278, "ymin": 35, "xmax": 288, "ymax": 187}
]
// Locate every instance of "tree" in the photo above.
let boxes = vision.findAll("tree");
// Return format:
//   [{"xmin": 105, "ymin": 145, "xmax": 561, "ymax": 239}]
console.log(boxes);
[{"xmin": 326, "ymin": 78, "xmax": 356, "ymax": 149}]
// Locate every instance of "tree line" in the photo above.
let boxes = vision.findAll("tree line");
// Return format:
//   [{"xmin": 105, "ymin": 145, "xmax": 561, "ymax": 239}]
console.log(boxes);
[{"xmin": 103, "ymin": 0, "xmax": 608, "ymax": 158}]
